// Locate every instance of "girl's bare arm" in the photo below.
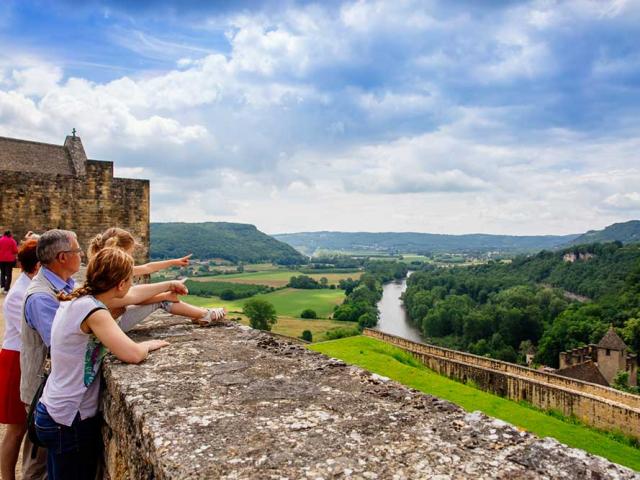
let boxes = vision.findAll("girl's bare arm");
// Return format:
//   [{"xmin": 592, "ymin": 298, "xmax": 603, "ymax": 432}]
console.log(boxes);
[
  {"xmin": 84, "ymin": 310, "xmax": 169, "ymax": 364},
  {"xmin": 133, "ymin": 254, "xmax": 193, "ymax": 276}
]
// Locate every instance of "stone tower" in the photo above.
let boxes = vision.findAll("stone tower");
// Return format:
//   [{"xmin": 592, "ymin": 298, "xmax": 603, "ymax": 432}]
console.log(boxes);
[{"xmin": 596, "ymin": 326, "xmax": 636, "ymax": 386}]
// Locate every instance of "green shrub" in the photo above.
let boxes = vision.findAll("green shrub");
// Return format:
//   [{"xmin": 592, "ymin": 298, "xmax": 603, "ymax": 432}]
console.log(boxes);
[
  {"xmin": 300, "ymin": 309, "xmax": 318, "ymax": 319},
  {"xmin": 220, "ymin": 289, "xmax": 236, "ymax": 300},
  {"xmin": 301, "ymin": 330, "xmax": 313, "ymax": 342},
  {"xmin": 323, "ymin": 326, "xmax": 361, "ymax": 340}
]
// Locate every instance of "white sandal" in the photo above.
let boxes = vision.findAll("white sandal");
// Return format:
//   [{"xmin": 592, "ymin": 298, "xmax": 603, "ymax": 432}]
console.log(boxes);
[{"xmin": 198, "ymin": 307, "xmax": 226, "ymax": 325}]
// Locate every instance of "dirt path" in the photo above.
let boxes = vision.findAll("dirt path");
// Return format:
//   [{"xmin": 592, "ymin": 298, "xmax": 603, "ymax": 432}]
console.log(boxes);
[{"xmin": 539, "ymin": 283, "xmax": 591, "ymax": 303}]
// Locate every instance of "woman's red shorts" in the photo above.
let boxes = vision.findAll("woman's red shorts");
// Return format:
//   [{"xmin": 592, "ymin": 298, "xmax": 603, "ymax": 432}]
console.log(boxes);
[{"xmin": 0, "ymin": 349, "xmax": 26, "ymax": 424}]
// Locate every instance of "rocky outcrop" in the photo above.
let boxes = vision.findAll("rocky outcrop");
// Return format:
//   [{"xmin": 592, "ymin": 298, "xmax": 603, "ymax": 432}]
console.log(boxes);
[{"xmin": 101, "ymin": 313, "xmax": 639, "ymax": 479}]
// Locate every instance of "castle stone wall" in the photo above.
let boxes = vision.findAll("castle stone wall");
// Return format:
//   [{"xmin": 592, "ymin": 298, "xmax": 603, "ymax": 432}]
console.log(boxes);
[
  {"xmin": 364, "ymin": 329, "xmax": 640, "ymax": 439},
  {"xmin": 0, "ymin": 137, "xmax": 149, "ymax": 263}
]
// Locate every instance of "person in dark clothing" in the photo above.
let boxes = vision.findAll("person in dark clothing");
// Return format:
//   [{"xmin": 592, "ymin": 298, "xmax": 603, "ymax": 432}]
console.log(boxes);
[{"xmin": 0, "ymin": 231, "xmax": 18, "ymax": 293}]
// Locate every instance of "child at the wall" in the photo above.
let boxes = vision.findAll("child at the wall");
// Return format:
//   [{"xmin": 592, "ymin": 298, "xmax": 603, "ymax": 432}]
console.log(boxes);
[{"xmin": 88, "ymin": 228, "xmax": 225, "ymax": 329}]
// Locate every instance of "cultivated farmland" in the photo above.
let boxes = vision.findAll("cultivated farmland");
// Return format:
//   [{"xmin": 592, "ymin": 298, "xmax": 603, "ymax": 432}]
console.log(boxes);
[{"xmin": 191, "ymin": 270, "xmax": 362, "ymax": 288}]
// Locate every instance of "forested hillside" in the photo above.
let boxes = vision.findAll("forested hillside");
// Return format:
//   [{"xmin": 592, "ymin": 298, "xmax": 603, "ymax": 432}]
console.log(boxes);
[
  {"xmin": 568, "ymin": 220, "xmax": 640, "ymax": 246},
  {"xmin": 274, "ymin": 231, "xmax": 579, "ymax": 256},
  {"xmin": 151, "ymin": 222, "xmax": 307, "ymax": 264},
  {"xmin": 403, "ymin": 242, "xmax": 640, "ymax": 368}
]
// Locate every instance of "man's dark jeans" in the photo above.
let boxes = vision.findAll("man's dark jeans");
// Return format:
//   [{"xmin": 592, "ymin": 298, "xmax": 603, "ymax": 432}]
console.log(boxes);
[
  {"xmin": 0, "ymin": 260, "xmax": 14, "ymax": 290},
  {"xmin": 34, "ymin": 402, "xmax": 101, "ymax": 480}
]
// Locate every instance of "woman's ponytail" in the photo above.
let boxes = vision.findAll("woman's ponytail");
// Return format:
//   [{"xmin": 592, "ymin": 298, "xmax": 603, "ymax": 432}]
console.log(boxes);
[
  {"xmin": 87, "ymin": 228, "xmax": 137, "ymax": 259},
  {"xmin": 88, "ymin": 233, "xmax": 105, "ymax": 260}
]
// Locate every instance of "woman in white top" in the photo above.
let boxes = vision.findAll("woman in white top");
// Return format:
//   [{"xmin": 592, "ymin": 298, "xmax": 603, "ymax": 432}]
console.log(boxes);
[
  {"xmin": 0, "ymin": 238, "xmax": 39, "ymax": 480},
  {"xmin": 35, "ymin": 247, "xmax": 169, "ymax": 479}
]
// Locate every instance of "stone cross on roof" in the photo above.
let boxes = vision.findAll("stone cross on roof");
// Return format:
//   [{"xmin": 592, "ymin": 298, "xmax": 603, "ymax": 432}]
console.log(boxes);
[{"xmin": 72, "ymin": 128, "xmax": 76, "ymax": 137}]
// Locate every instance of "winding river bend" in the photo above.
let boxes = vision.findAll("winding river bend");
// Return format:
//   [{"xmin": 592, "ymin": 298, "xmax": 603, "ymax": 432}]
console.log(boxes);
[{"xmin": 374, "ymin": 273, "xmax": 424, "ymax": 343}]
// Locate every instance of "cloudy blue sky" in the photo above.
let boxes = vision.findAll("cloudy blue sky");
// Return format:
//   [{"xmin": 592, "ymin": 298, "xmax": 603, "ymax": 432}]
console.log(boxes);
[{"xmin": 1, "ymin": 0, "xmax": 639, "ymax": 235}]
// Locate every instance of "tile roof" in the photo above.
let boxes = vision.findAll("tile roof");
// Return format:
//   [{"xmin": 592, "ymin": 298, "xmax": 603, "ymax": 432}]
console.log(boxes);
[
  {"xmin": 596, "ymin": 326, "xmax": 628, "ymax": 351},
  {"xmin": 555, "ymin": 360, "xmax": 610, "ymax": 386},
  {"xmin": 0, "ymin": 136, "xmax": 74, "ymax": 175}
]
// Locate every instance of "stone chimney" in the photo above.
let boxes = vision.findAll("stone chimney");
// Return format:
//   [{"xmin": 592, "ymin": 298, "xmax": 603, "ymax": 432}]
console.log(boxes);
[{"xmin": 64, "ymin": 133, "xmax": 87, "ymax": 176}]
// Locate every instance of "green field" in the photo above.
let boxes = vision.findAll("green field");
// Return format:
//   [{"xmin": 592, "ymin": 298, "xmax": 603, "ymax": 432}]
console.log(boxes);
[
  {"xmin": 192, "ymin": 270, "xmax": 362, "ymax": 287},
  {"xmin": 229, "ymin": 314, "xmax": 358, "ymax": 342},
  {"xmin": 399, "ymin": 254, "xmax": 431, "ymax": 263},
  {"xmin": 309, "ymin": 336, "xmax": 640, "ymax": 471},
  {"xmin": 182, "ymin": 287, "xmax": 346, "ymax": 318}
]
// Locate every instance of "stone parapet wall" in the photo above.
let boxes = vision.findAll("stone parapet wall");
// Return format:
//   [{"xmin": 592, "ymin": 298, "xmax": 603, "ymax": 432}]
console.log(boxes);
[
  {"xmin": 364, "ymin": 329, "xmax": 640, "ymax": 439},
  {"xmin": 101, "ymin": 314, "xmax": 639, "ymax": 479}
]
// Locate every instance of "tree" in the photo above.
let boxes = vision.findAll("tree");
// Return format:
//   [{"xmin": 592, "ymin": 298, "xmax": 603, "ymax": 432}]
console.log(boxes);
[
  {"xmin": 289, "ymin": 275, "xmax": 321, "ymax": 289},
  {"xmin": 300, "ymin": 309, "xmax": 317, "ymax": 319},
  {"xmin": 622, "ymin": 318, "xmax": 640, "ymax": 353},
  {"xmin": 612, "ymin": 371, "xmax": 630, "ymax": 391},
  {"xmin": 338, "ymin": 278, "xmax": 359, "ymax": 295},
  {"xmin": 220, "ymin": 289, "xmax": 236, "ymax": 300},
  {"xmin": 301, "ymin": 330, "xmax": 313, "ymax": 342},
  {"xmin": 243, "ymin": 299, "xmax": 277, "ymax": 331},
  {"xmin": 357, "ymin": 311, "xmax": 378, "ymax": 328},
  {"xmin": 320, "ymin": 277, "xmax": 329, "ymax": 288}
]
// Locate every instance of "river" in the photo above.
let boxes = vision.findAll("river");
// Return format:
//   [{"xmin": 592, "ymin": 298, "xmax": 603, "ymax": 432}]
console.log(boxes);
[{"xmin": 374, "ymin": 272, "xmax": 424, "ymax": 343}]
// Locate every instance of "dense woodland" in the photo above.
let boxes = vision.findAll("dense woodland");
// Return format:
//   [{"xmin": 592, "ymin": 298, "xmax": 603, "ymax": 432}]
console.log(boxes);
[
  {"xmin": 275, "ymin": 220, "xmax": 640, "ymax": 256},
  {"xmin": 275, "ymin": 230, "xmax": 577, "ymax": 256},
  {"xmin": 183, "ymin": 280, "xmax": 272, "ymax": 300},
  {"xmin": 151, "ymin": 222, "xmax": 307, "ymax": 264},
  {"xmin": 403, "ymin": 242, "xmax": 640, "ymax": 369}
]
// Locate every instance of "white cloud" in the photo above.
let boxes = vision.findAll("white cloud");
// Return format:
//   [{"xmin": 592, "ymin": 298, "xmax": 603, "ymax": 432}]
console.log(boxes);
[
  {"xmin": 12, "ymin": 64, "xmax": 63, "ymax": 96},
  {"xmin": 1, "ymin": 0, "xmax": 639, "ymax": 236},
  {"xmin": 604, "ymin": 192, "xmax": 640, "ymax": 210}
]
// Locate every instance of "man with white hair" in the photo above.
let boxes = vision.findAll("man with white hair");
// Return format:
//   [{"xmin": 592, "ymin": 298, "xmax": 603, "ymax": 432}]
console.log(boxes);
[{"xmin": 20, "ymin": 229, "xmax": 81, "ymax": 479}]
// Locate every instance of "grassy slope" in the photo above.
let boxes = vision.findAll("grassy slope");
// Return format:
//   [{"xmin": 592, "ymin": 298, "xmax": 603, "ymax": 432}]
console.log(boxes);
[
  {"xmin": 182, "ymin": 288, "xmax": 346, "ymax": 318},
  {"xmin": 192, "ymin": 270, "xmax": 362, "ymax": 287},
  {"xmin": 309, "ymin": 336, "xmax": 640, "ymax": 471}
]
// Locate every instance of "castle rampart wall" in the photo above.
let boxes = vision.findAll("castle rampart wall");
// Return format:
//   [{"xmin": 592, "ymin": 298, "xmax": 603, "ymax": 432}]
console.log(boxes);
[
  {"xmin": 0, "ymin": 152, "xmax": 149, "ymax": 263},
  {"xmin": 364, "ymin": 329, "xmax": 640, "ymax": 439}
]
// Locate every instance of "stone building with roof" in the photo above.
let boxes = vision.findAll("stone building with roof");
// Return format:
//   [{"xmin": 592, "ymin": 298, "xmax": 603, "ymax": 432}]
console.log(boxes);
[
  {"xmin": 557, "ymin": 326, "xmax": 638, "ymax": 387},
  {"xmin": 0, "ymin": 134, "xmax": 149, "ymax": 262}
]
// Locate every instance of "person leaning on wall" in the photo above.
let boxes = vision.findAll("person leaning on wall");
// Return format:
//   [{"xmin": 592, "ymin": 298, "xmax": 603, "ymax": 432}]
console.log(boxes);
[
  {"xmin": 20, "ymin": 229, "xmax": 82, "ymax": 479},
  {"xmin": 35, "ymin": 247, "xmax": 170, "ymax": 479},
  {"xmin": 0, "ymin": 230, "xmax": 19, "ymax": 294},
  {"xmin": 0, "ymin": 238, "xmax": 39, "ymax": 480}
]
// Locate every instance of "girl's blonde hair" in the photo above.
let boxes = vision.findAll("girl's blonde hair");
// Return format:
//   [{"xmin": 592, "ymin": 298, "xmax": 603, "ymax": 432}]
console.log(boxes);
[
  {"xmin": 88, "ymin": 227, "xmax": 140, "ymax": 260},
  {"xmin": 59, "ymin": 247, "xmax": 133, "ymax": 301}
]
